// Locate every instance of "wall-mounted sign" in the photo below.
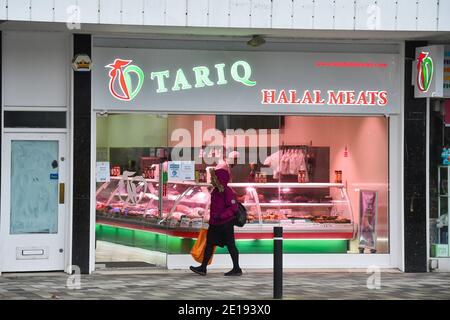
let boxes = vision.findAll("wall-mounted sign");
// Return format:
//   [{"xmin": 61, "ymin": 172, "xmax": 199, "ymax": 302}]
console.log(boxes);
[
  {"xmin": 168, "ymin": 161, "xmax": 195, "ymax": 181},
  {"xmin": 106, "ymin": 58, "xmax": 256, "ymax": 102},
  {"xmin": 261, "ymin": 89, "xmax": 388, "ymax": 106},
  {"xmin": 93, "ymin": 48, "xmax": 401, "ymax": 115},
  {"xmin": 414, "ymin": 45, "xmax": 444, "ymax": 98},
  {"xmin": 72, "ymin": 53, "xmax": 92, "ymax": 72}
]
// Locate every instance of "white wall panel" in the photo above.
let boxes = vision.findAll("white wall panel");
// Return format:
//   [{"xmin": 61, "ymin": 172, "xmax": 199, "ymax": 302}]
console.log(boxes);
[
  {"xmin": 122, "ymin": 0, "xmax": 144, "ymax": 25},
  {"xmin": 250, "ymin": 0, "xmax": 271, "ymax": 28},
  {"xmin": 438, "ymin": 0, "xmax": 450, "ymax": 31},
  {"xmin": 54, "ymin": 0, "xmax": 77, "ymax": 23},
  {"xmin": 313, "ymin": 0, "xmax": 334, "ymax": 29},
  {"xmin": 208, "ymin": 0, "xmax": 229, "ymax": 27},
  {"xmin": 293, "ymin": 0, "xmax": 313, "ymax": 29},
  {"xmin": 272, "ymin": 0, "xmax": 292, "ymax": 29},
  {"xmin": 396, "ymin": 0, "xmax": 417, "ymax": 30},
  {"xmin": 31, "ymin": 0, "xmax": 54, "ymax": 22},
  {"xmin": 99, "ymin": 0, "xmax": 121, "ymax": 24},
  {"xmin": 354, "ymin": 0, "xmax": 373, "ymax": 30},
  {"xmin": 77, "ymin": 0, "xmax": 99, "ymax": 24},
  {"xmin": 165, "ymin": 0, "xmax": 186, "ymax": 26},
  {"xmin": 8, "ymin": 0, "xmax": 31, "ymax": 21},
  {"xmin": 144, "ymin": 0, "xmax": 166, "ymax": 25},
  {"xmin": 229, "ymin": 0, "xmax": 250, "ymax": 28},
  {"xmin": 377, "ymin": 0, "xmax": 396, "ymax": 31},
  {"xmin": 334, "ymin": 0, "xmax": 354, "ymax": 30},
  {"xmin": 0, "ymin": 0, "xmax": 7, "ymax": 19},
  {"xmin": 3, "ymin": 32, "xmax": 68, "ymax": 107},
  {"xmin": 187, "ymin": 0, "xmax": 208, "ymax": 27},
  {"xmin": 3, "ymin": 0, "xmax": 449, "ymax": 32},
  {"xmin": 417, "ymin": 0, "xmax": 438, "ymax": 31}
]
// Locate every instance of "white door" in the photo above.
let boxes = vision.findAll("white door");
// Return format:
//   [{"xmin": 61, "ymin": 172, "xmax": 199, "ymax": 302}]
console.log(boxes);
[{"xmin": 0, "ymin": 133, "xmax": 67, "ymax": 272}]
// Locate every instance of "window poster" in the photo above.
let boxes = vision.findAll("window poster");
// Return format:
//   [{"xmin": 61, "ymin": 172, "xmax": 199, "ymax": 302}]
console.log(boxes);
[
  {"xmin": 96, "ymin": 162, "xmax": 111, "ymax": 182},
  {"xmin": 359, "ymin": 190, "xmax": 378, "ymax": 253}
]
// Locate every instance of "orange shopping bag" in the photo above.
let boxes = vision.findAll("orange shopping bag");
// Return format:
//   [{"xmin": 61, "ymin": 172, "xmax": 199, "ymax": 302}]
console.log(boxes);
[{"xmin": 190, "ymin": 228, "xmax": 216, "ymax": 265}]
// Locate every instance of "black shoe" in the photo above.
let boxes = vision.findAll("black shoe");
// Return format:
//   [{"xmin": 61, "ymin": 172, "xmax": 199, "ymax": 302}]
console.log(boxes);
[
  {"xmin": 224, "ymin": 268, "xmax": 242, "ymax": 276},
  {"xmin": 190, "ymin": 266, "xmax": 206, "ymax": 276}
]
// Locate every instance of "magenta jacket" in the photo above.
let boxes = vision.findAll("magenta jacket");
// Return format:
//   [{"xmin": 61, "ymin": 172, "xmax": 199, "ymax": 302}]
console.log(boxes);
[{"xmin": 209, "ymin": 169, "xmax": 238, "ymax": 226}]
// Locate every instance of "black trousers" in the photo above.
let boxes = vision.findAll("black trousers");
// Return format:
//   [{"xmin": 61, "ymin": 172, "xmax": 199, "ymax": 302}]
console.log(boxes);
[{"xmin": 201, "ymin": 221, "xmax": 240, "ymax": 270}]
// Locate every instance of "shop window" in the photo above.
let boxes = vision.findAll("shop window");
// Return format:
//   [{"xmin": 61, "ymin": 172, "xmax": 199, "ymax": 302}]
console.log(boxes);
[
  {"xmin": 430, "ymin": 104, "xmax": 450, "ymax": 259},
  {"xmin": 95, "ymin": 114, "xmax": 390, "ymax": 264}
]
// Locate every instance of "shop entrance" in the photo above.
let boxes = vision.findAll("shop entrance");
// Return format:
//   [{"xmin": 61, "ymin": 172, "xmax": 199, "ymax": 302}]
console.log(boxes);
[{"xmin": 0, "ymin": 133, "xmax": 67, "ymax": 272}]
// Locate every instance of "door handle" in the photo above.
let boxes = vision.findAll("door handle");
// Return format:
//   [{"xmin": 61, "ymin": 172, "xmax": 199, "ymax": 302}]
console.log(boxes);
[{"xmin": 59, "ymin": 183, "xmax": 65, "ymax": 204}]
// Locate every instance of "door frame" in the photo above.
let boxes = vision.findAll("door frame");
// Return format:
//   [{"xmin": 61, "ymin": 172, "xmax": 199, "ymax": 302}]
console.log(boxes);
[{"xmin": 0, "ymin": 130, "xmax": 71, "ymax": 273}]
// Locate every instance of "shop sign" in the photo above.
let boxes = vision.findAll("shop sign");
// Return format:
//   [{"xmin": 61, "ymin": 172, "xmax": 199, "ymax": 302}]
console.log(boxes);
[
  {"xmin": 106, "ymin": 59, "xmax": 255, "ymax": 101},
  {"xmin": 261, "ymin": 89, "xmax": 388, "ymax": 106},
  {"xmin": 93, "ymin": 48, "xmax": 401, "ymax": 114},
  {"xmin": 414, "ymin": 45, "xmax": 445, "ymax": 98}
]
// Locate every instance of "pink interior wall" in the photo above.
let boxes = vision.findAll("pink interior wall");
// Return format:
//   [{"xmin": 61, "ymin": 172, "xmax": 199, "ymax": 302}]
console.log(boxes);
[
  {"xmin": 167, "ymin": 115, "xmax": 390, "ymax": 253},
  {"xmin": 168, "ymin": 115, "xmax": 216, "ymax": 147},
  {"xmin": 282, "ymin": 116, "xmax": 389, "ymax": 253}
]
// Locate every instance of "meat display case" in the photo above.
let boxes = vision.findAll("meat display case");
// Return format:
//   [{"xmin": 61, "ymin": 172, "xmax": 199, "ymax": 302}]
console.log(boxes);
[
  {"xmin": 96, "ymin": 177, "xmax": 212, "ymax": 238},
  {"xmin": 96, "ymin": 177, "xmax": 356, "ymax": 240},
  {"xmin": 230, "ymin": 182, "xmax": 356, "ymax": 239}
]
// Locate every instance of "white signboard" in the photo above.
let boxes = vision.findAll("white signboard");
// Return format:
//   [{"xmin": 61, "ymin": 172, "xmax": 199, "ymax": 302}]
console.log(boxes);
[
  {"xmin": 168, "ymin": 161, "xmax": 195, "ymax": 181},
  {"xmin": 93, "ymin": 47, "xmax": 402, "ymax": 115},
  {"xmin": 96, "ymin": 162, "xmax": 110, "ymax": 182}
]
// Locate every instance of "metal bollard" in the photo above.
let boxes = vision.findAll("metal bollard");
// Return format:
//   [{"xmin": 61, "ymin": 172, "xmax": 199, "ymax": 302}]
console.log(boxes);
[{"xmin": 274, "ymin": 226, "xmax": 283, "ymax": 299}]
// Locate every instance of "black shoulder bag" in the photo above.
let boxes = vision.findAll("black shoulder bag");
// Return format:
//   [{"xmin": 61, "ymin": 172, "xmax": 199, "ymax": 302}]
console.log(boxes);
[{"xmin": 234, "ymin": 202, "xmax": 247, "ymax": 227}]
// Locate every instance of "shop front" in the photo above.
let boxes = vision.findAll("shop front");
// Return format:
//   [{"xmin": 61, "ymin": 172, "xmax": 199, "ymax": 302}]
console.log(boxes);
[{"xmin": 91, "ymin": 38, "xmax": 403, "ymax": 270}]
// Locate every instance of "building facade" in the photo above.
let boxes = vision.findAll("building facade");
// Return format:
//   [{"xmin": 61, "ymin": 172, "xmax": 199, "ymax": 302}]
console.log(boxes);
[{"xmin": 0, "ymin": 0, "xmax": 449, "ymax": 274}]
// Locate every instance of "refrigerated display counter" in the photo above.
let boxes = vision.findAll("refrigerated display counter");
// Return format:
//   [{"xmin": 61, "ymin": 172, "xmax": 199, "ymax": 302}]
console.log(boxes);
[{"xmin": 96, "ymin": 177, "xmax": 356, "ymax": 241}]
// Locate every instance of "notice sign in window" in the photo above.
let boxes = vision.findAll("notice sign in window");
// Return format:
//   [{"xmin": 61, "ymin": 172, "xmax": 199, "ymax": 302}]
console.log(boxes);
[
  {"xmin": 96, "ymin": 162, "xmax": 111, "ymax": 182},
  {"xmin": 168, "ymin": 161, "xmax": 195, "ymax": 181}
]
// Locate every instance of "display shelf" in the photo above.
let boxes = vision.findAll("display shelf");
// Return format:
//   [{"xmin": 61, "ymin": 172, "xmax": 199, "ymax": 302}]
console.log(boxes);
[
  {"xmin": 228, "ymin": 182, "xmax": 344, "ymax": 188},
  {"xmin": 243, "ymin": 202, "xmax": 333, "ymax": 207},
  {"xmin": 96, "ymin": 178, "xmax": 356, "ymax": 240}
]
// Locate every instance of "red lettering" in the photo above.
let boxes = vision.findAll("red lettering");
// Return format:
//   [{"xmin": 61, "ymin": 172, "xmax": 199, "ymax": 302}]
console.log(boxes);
[
  {"xmin": 356, "ymin": 91, "xmax": 368, "ymax": 105},
  {"xmin": 289, "ymin": 90, "xmax": 301, "ymax": 104},
  {"xmin": 345, "ymin": 91, "xmax": 356, "ymax": 105},
  {"xmin": 313, "ymin": 90, "xmax": 325, "ymax": 104},
  {"xmin": 367, "ymin": 91, "xmax": 377, "ymax": 105},
  {"xmin": 328, "ymin": 91, "xmax": 344, "ymax": 105},
  {"xmin": 276, "ymin": 90, "xmax": 289, "ymax": 104},
  {"xmin": 301, "ymin": 90, "xmax": 313, "ymax": 104},
  {"xmin": 378, "ymin": 91, "xmax": 388, "ymax": 106},
  {"xmin": 261, "ymin": 89, "xmax": 276, "ymax": 104}
]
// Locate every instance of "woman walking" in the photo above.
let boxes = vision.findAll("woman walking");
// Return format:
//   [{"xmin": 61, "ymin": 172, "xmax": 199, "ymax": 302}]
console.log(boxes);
[{"xmin": 190, "ymin": 168, "xmax": 242, "ymax": 276}]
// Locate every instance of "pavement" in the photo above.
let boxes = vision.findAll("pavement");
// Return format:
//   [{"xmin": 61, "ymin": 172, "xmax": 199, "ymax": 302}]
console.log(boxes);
[{"xmin": 0, "ymin": 269, "xmax": 449, "ymax": 300}]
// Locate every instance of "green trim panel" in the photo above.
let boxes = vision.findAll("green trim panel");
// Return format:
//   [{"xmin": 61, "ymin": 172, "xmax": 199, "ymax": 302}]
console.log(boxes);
[{"xmin": 96, "ymin": 224, "xmax": 348, "ymax": 254}]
